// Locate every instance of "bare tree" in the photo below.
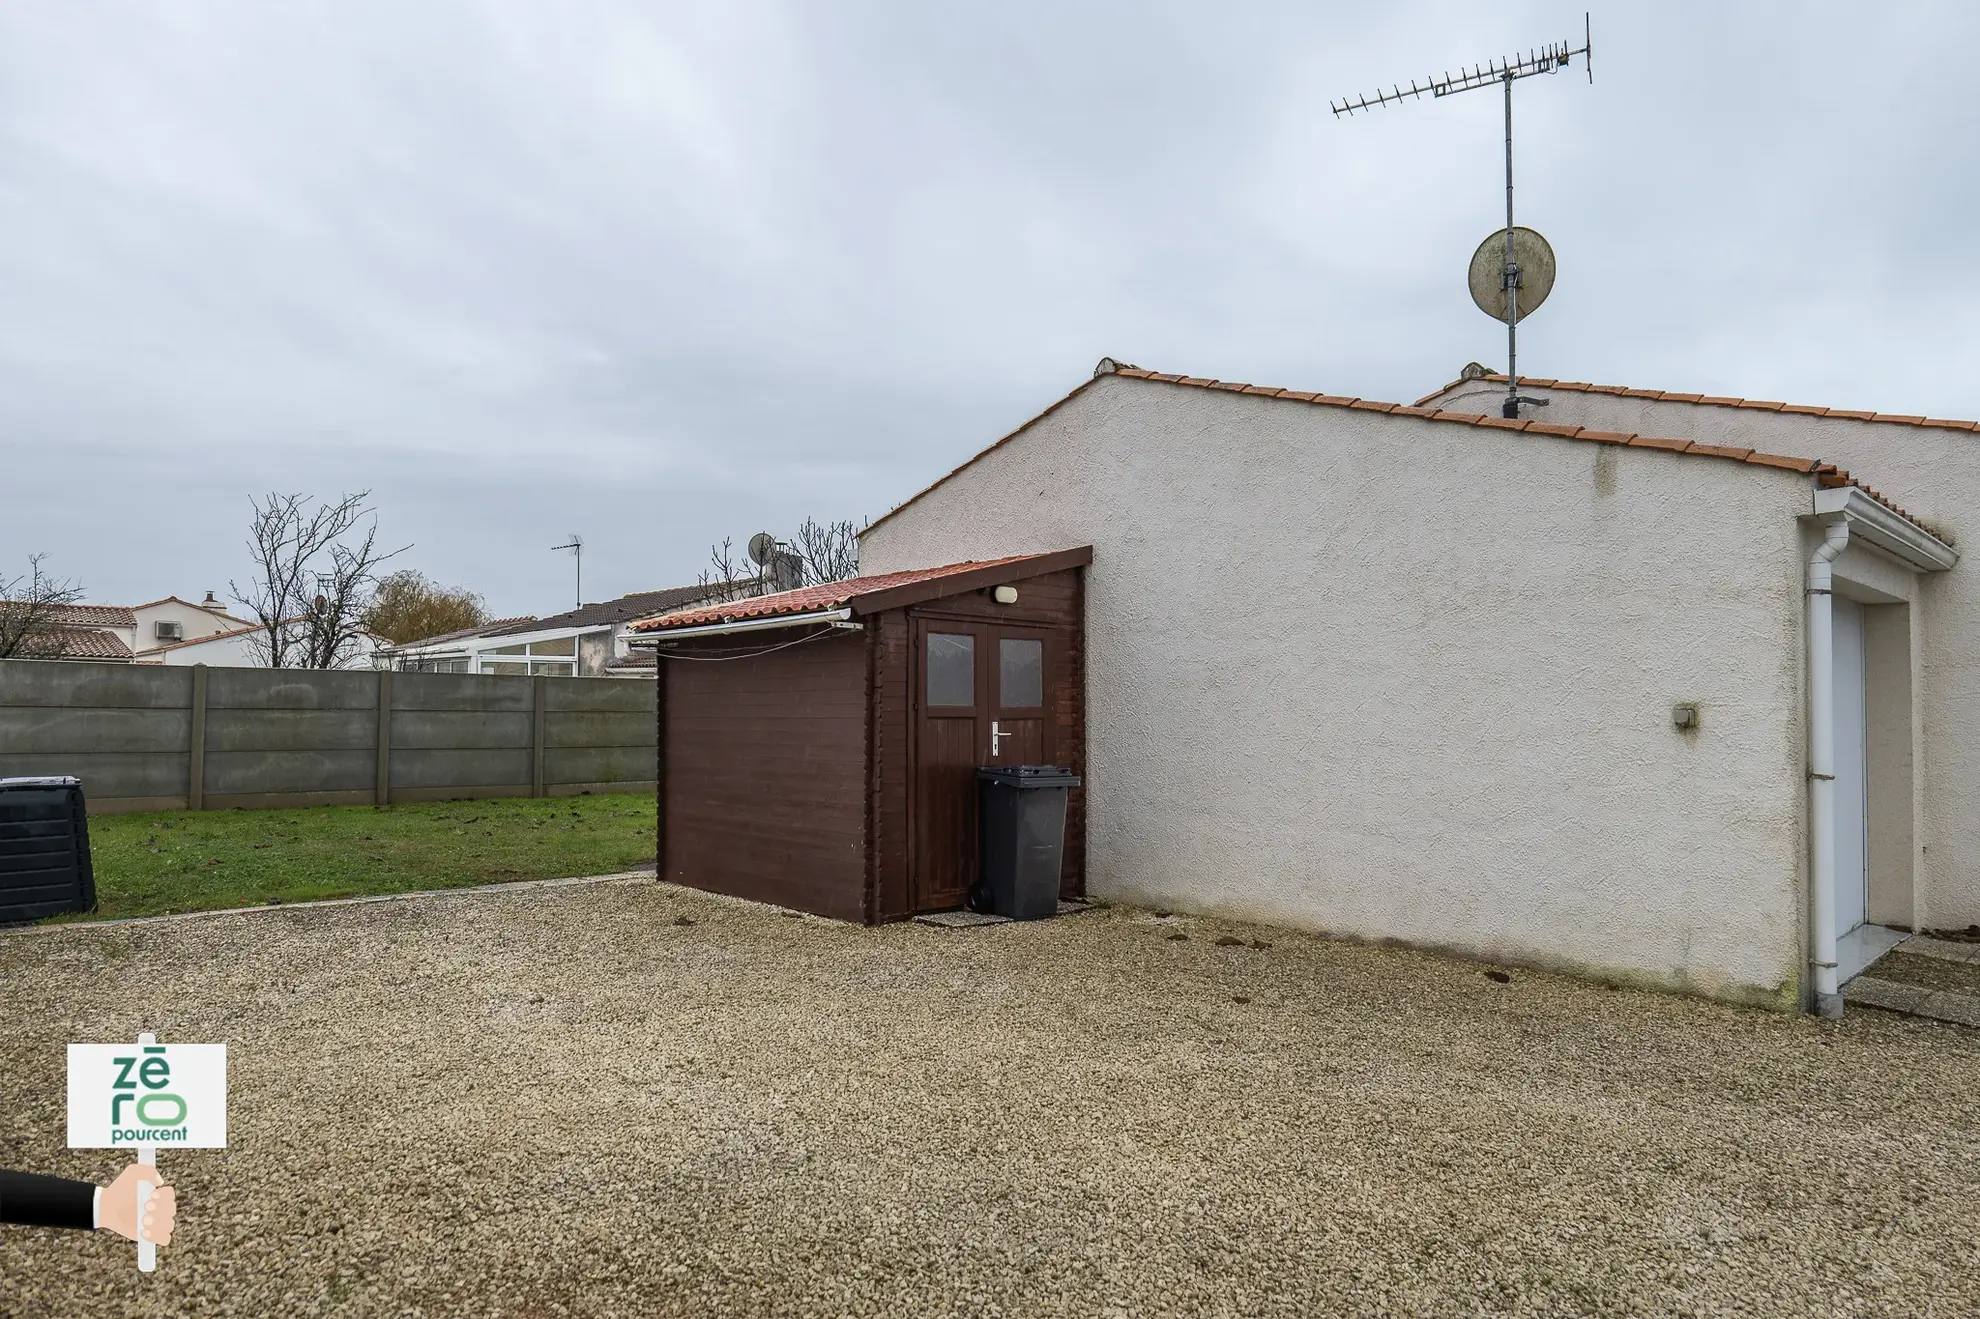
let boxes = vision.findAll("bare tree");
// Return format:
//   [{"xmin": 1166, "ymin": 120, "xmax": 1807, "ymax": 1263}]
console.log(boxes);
[
  {"xmin": 791, "ymin": 517, "xmax": 859, "ymax": 586},
  {"xmin": 694, "ymin": 538, "xmax": 761, "ymax": 604},
  {"xmin": 230, "ymin": 492, "xmax": 407, "ymax": 669},
  {"xmin": 694, "ymin": 518, "xmax": 861, "ymax": 603},
  {"xmin": 0, "ymin": 555, "xmax": 88, "ymax": 658}
]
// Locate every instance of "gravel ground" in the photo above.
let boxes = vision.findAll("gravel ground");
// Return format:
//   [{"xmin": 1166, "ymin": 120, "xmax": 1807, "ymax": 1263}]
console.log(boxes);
[{"xmin": 5, "ymin": 879, "xmax": 1980, "ymax": 1319}]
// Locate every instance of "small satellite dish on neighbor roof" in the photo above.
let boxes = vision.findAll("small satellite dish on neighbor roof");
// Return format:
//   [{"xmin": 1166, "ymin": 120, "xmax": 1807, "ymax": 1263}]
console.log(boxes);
[
  {"xmin": 1468, "ymin": 226, "xmax": 1556, "ymax": 325},
  {"xmin": 746, "ymin": 532, "xmax": 777, "ymax": 567}
]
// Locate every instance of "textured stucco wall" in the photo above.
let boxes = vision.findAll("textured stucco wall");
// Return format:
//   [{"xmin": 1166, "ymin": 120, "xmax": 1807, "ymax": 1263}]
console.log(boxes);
[
  {"xmin": 862, "ymin": 375, "xmax": 1815, "ymax": 1004},
  {"xmin": 1423, "ymin": 381, "xmax": 1972, "ymax": 927}
]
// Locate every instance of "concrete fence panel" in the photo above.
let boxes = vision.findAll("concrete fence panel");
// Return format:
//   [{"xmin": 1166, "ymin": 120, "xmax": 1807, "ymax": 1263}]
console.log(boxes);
[{"xmin": 0, "ymin": 658, "xmax": 656, "ymax": 813}]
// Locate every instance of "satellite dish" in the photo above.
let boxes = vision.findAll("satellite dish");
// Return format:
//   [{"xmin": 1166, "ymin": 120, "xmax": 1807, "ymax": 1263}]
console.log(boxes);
[
  {"xmin": 1468, "ymin": 227, "xmax": 1556, "ymax": 325},
  {"xmin": 746, "ymin": 532, "xmax": 777, "ymax": 567}
]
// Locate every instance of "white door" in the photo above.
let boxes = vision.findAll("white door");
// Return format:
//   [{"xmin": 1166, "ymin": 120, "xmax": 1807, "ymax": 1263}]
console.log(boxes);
[{"xmin": 1832, "ymin": 597, "xmax": 1870, "ymax": 935}]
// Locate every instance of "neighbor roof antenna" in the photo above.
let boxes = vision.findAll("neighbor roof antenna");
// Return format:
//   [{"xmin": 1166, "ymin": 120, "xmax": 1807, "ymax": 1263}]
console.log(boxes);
[
  {"xmin": 551, "ymin": 534, "xmax": 584, "ymax": 608},
  {"xmin": 1331, "ymin": 13, "xmax": 1593, "ymax": 418}
]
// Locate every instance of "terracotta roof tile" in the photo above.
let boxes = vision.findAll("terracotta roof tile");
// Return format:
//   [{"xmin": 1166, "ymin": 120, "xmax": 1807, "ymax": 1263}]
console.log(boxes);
[
  {"xmin": 861, "ymin": 362, "xmax": 1945, "ymax": 542},
  {"xmin": 1741, "ymin": 452, "xmax": 1821, "ymax": 473},
  {"xmin": 1414, "ymin": 372, "xmax": 1980, "ymax": 431},
  {"xmin": 17, "ymin": 627, "xmax": 135, "ymax": 660},
  {"xmin": 15, "ymin": 603, "xmax": 138, "ymax": 629}
]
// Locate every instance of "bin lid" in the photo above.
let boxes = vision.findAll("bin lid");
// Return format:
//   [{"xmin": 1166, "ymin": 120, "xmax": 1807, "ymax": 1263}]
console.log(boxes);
[
  {"xmin": 976, "ymin": 765, "xmax": 1081, "ymax": 788},
  {"xmin": 0, "ymin": 776, "xmax": 80, "ymax": 789}
]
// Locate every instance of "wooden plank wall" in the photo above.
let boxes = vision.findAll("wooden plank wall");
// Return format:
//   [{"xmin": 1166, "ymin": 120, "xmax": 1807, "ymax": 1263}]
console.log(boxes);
[
  {"xmin": 659, "ymin": 630, "xmax": 869, "ymax": 921},
  {"xmin": 869, "ymin": 611, "xmax": 912, "ymax": 921},
  {"xmin": 0, "ymin": 659, "xmax": 656, "ymax": 813}
]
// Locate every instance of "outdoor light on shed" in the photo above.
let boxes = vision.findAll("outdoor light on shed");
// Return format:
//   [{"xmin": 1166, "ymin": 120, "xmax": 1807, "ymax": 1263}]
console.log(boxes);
[{"xmin": 993, "ymin": 586, "xmax": 1019, "ymax": 605}]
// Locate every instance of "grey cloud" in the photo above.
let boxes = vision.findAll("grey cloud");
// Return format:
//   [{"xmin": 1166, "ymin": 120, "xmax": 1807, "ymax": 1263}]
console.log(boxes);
[{"xmin": 1, "ymin": 2, "xmax": 1974, "ymax": 613}]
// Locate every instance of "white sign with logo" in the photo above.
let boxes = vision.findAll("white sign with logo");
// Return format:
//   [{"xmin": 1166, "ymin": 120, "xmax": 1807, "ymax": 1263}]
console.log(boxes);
[
  {"xmin": 67, "ymin": 1041, "xmax": 227, "ymax": 1148},
  {"xmin": 67, "ymin": 1035, "xmax": 226, "ymax": 1272}
]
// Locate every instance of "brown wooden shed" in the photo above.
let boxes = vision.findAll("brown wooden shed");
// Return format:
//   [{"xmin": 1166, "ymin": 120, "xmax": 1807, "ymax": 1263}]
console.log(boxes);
[{"xmin": 631, "ymin": 547, "xmax": 1090, "ymax": 922}]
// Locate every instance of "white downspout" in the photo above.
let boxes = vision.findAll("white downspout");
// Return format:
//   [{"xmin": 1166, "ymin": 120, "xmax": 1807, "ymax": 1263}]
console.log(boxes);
[{"xmin": 1807, "ymin": 517, "xmax": 1851, "ymax": 1017}]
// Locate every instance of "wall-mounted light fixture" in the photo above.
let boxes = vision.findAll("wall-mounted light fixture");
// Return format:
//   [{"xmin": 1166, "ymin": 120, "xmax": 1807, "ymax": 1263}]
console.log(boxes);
[{"xmin": 992, "ymin": 586, "xmax": 1019, "ymax": 605}]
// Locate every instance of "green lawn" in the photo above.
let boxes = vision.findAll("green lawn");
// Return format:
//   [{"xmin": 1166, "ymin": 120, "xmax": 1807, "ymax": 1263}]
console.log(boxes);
[{"xmin": 69, "ymin": 793, "xmax": 657, "ymax": 921}]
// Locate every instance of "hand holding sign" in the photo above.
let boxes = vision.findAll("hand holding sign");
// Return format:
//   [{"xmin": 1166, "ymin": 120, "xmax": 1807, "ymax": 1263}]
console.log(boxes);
[
  {"xmin": 99, "ymin": 1164, "xmax": 176, "ymax": 1247},
  {"xmin": 67, "ymin": 1033, "xmax": 224, "ymax": 1273}
]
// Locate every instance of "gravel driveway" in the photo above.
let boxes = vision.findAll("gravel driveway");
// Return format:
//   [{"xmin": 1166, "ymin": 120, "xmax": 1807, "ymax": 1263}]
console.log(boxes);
[{"xmin": 4, "ymin": 877, "xmax": 1979, "ymax": 1318}]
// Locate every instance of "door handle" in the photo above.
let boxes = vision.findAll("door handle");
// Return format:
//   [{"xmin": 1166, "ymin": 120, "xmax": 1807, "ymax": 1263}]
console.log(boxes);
[{"xmin": 991, "ymin": 720, "xmax": 1009, "ymax": 757}]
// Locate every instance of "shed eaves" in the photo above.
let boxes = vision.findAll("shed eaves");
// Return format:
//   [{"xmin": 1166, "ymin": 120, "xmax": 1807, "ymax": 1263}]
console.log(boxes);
[
  {"xmin": 860, "ymin": 362, "xmax": 1937, "ymax": 539},
  {"xmin": 631, "ymin": 550, "xmax": 1090, "ymax": 633},
  {"xmin": 1414, "ymin": 372, "xmax": 1980, "ymax": 432}
]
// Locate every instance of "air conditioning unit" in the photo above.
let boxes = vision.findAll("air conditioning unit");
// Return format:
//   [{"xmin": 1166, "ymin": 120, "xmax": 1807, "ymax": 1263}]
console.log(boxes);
[{"xmin": 154, "ymin": 620, "xmax": 183, "ymax": 641}]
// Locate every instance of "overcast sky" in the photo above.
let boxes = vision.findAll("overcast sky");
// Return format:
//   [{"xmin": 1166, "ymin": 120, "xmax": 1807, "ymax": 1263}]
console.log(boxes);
[{"xmin": 2, "ymin": 2, "xmax": 1974, "ymax": 616}]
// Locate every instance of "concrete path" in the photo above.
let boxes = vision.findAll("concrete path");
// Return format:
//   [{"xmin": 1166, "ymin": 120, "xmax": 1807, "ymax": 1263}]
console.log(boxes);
[{"xmin": 1844, "ymin": 934, "xmax": 1980, "ymax": 1027}]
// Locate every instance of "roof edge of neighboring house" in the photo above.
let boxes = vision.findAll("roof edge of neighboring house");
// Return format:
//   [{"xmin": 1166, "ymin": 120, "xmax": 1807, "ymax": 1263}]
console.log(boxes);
[
  {"xmin": 132, "ymin": 617, "xmax": 339, "ymax": 656},
  {"xmin": 17, "ymin": 626, "xmax": 136, "ymax": 660},
  {"xmin": 860, "ymin": 359, "xmax": 1943, "ymax": 543},
  {"xmin": 130, "ymin": 594, "xmax": 255, "ymax": 623},
  {"xmin": 0, "ymin": 602, "xmax": 139, "ymax": 629},
  {"xmin": 1412, "ymin": 372, "xmax": 1980, "ymax": 431},
  {"xmin": 379, "ymin": 616, "xmax": 539, "ymax": 654},
  {"xmin": 630, "ymin": 547, "xmax": 1094, "ymax": 635}
]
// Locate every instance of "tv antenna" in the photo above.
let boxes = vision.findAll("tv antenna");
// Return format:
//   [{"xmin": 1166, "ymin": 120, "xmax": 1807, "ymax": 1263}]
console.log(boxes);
[
  {"xmin": 1331, "ymin": 14, "xmax": 1592, "ymax": 418},
  {"xmin": 551, "ymin": 534, "xmax": 583, "ymax": 608}
]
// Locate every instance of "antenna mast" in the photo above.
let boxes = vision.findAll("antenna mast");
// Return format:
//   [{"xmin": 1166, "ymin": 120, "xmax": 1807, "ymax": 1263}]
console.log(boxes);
[
  {"xmin": 1331, "ymin": 14, "xmax": 1592, "ymax": 418},
  {"xmin": 551, "ymin": 535, "xmax": 583, "ymax": 608}
]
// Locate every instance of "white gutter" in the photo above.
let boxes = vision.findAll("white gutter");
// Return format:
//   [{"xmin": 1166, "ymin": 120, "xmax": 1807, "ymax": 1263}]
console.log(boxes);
[
  {"xmin": 1811, "ymin": 486, "xmax": 1958, "ymax": 571},
  {"xmin": 627, "ymin": 608, "xmax": 856, "ymax": 643},
  {"xmin": 1806, "ymin": 517, "xmax": 1851, "ymax": 1018},
  {"xmin": 1800, "ymin": 488, "xmax": 1955, "ymax": 1018}
]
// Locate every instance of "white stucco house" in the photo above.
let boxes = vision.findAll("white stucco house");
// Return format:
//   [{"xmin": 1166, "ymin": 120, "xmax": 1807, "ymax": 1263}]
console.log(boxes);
[
  {"xmin": 129, "ymin": 593, "xmax": 254, "ymax": 655},
  {"xmin": 858, "ymin": 358, "xmax": 1974, "ymax": 1014}
]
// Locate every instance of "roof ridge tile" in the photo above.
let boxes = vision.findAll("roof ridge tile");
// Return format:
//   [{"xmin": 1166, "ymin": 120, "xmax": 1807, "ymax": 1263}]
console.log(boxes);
[
  {"xmin": 1413, "ymin": 373, "xmax": 1979, "ymax": 431},
  {"xmin": 859, "ymin": 364, "xmax": 1946, "ymax": 543}
]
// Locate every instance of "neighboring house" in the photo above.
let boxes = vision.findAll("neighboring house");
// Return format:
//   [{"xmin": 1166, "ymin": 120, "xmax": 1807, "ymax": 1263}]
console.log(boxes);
[
  {"xmin": 855, "ymin": 356, "xmax": 1971, "ymax": 1015},
  {"xmin": 133, "ymin": 618, "xmax": 381, "ymax": 668},
  {"xmin": 381, "ymin": 585, "xmax": 727, "ymax": 677},
  {"xmin": 130, "ymin": 593, "xmax": 253, "ymax": 653},
  {"xmin": 0, "ymin": 592, "xmax": 380, "ymax": 669}
]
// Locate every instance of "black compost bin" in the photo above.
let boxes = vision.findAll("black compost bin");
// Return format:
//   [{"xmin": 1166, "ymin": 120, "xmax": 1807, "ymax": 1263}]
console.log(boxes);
[
  {"xmin": 0, "ymin": 776, "xmax": 96, "ymax": 923},
  {"xmin": 974, "ymin": 765, "xmax": 1081, "ymax": 920}
]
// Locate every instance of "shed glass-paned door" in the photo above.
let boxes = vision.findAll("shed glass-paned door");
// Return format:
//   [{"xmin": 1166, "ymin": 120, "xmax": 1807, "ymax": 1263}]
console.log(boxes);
[
  {"xmin": 926, "ymin": 633, "xmax": 975, "ymax": 707},
  {"xmin": 915, "ymin": 626, "xmax": 985, "ymax": 912},
  {"xmin": 999, "ymin": 637, "xmax": 1042, "ymax": 708},
  {"xmin": 987, "ymin": 628, "xmax": 1049, "ymax": 766}
]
